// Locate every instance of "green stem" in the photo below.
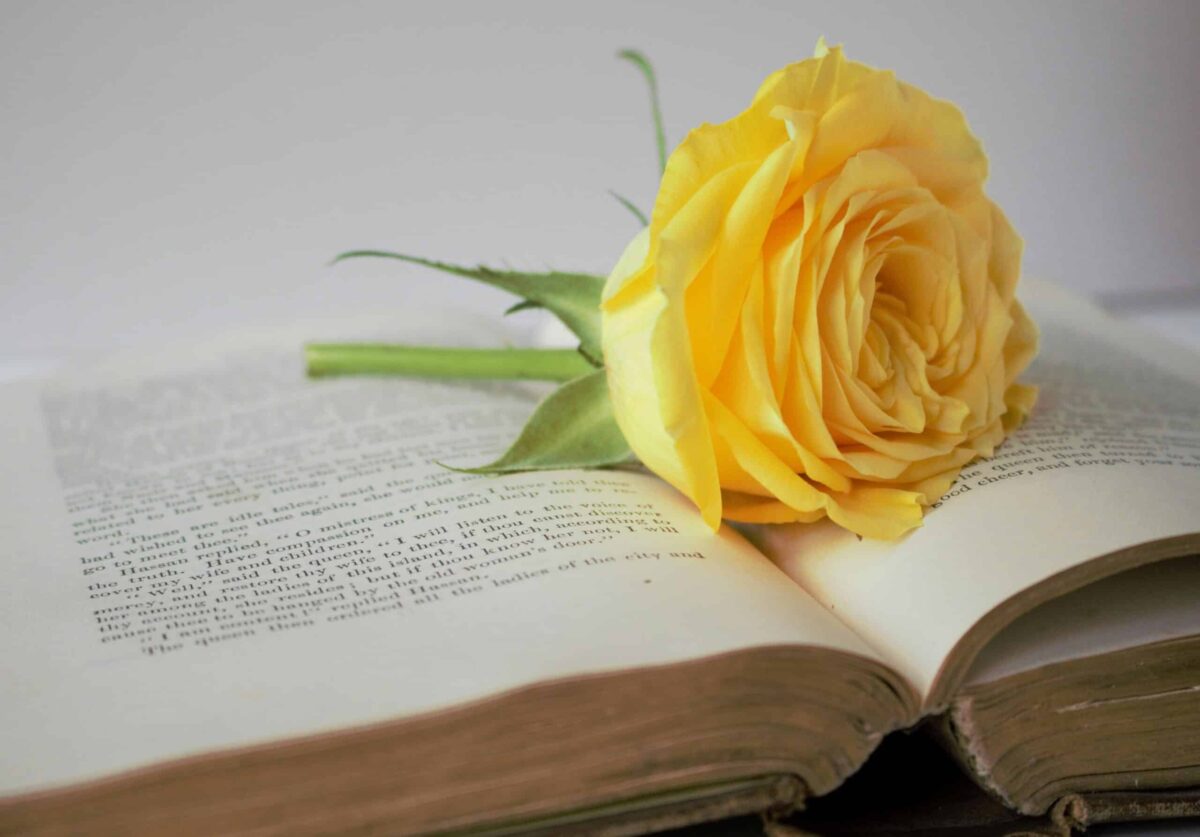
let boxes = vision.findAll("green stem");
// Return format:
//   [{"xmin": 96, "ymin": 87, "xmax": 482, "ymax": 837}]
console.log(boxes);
[{"xmin": 305, "ymin": 343, "xmax": 594, "ymax": 382}]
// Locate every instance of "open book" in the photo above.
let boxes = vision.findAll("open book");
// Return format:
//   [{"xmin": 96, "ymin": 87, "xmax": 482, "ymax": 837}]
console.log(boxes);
[{"xmin": 2, "ymin": 279, "xmax": 1197, "ymax": 835}]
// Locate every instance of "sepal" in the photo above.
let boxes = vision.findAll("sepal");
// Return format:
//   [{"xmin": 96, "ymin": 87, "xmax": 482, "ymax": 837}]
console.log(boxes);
[
  {"xmin": 449, "ymin": 368, "xmax": 631, "ymax": 474},
  {"xmin": 333, "ymin": 251, "xmax": 606, "ymax": 364},
  {"xmin": 608, "ymin": 190, "xmax": 649, "ymax": 227}
]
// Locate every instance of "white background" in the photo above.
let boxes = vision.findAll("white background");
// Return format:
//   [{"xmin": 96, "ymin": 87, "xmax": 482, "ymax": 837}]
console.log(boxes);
[{"xmin": 3, "ymin": 0, "xmax": 1198, "ymax": 377}]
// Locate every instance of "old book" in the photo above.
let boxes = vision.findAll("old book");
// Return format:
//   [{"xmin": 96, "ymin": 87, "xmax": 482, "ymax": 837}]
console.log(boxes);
[{"xmin": 1, "ymin": 279, "xmax": 1196, "ymax": 835}]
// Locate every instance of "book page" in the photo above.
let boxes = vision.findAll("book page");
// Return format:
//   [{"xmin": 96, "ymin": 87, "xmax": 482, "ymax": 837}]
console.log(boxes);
[
  {"xmin": 757, "ymin": 278, "xmax": 1200, "ymax": 705},
  {"xmin": 964, "ymin": 554, "xmax": 1200, "ymax": 685},
  {"xmin": 0, "ymin": 313, "xmax": 879, "ymax": 797}
]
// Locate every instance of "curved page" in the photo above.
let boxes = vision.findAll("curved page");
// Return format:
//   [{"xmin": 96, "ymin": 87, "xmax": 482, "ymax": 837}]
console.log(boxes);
[
  {"xmin": 964, "ymin": 553, "xmax": 1200, "ymax": 686},
  {"xmin": 759, "ymin": 279, "xmax": 1200, "ymax": 706},
  {"xmin": 0, "ymin": 314, "xmax": 881, "ymax": 797}
]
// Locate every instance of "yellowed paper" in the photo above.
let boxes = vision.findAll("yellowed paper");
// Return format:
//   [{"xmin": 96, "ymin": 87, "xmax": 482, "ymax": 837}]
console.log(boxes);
[
  {"xmin": 0, "ymin": 313, "xmax": 877, "ymax": 796},
  {"xmin": 966, "ymin": 555, "xmax": 1200, "ymax": 684}
]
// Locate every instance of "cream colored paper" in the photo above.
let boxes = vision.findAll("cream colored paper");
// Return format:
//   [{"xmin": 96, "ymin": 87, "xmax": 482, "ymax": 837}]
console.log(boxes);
[
  {"xmin": 760, "ymin": 279, "xmax": 1200, "ymax": 704},
  {"xmin": 965, "ymin": 555, "xmax": 1200, "ymax": 685},
  {"xmin": 0, "ymin": 314, "xmax": 876, "ymax": 797}
]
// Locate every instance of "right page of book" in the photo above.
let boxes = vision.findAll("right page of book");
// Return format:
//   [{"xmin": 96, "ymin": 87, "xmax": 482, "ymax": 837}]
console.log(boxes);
[
  {"xmin": 964, "ymin": 554, "xmax": 1200, "ymax": 686},
  {"xmin": 758, "ymin": 277, "xmax": 1200, "ymax": 705}
]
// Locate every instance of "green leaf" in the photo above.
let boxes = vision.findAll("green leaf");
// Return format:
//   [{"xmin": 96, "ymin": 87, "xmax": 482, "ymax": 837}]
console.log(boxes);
[
  {"xmin": 617, "ymin": 48, "xmax": 667, "ymax": 176},
  {"xmin": 608, "ymin": 189, "xmax": 649, "ymax": 227},
  {"xmin": 333, "ymin": 251, "xmax": 605, "ymax": 364},
  {"xmin": 504, "ymin": 299, "xmax": 542, "ymax": 316},
  {"xmin": 451, "ymin": 368, "xmax": 631, "ymax": 473}
]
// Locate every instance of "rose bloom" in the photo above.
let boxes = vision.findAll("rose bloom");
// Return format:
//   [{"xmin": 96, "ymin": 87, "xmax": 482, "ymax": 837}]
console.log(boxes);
[{"xmin": 600, "ymin": 43, "xmax": 1038, "ymax": 539}]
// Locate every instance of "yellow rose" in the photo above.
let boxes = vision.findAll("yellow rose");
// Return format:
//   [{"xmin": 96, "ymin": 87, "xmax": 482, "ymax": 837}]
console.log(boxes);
[{"xmin": 600, "ymin": 42, "xmax": 1039, "ymax": 539}]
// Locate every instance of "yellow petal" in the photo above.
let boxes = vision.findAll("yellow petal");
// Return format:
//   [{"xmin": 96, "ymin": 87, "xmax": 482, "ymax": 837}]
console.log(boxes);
[
  {"xmin": 825, "ymin": 486, "xmax": 925, "ymax": 539},
  {"xmin": 722, "ymin": 491, "xmax": 826, "ymax": 525},
  {"xmin": 705, "ymin": 392, "xmax": 831, "ymax": 515},
  {"xmin": 604, "ymin": 289, "xmax": 723, "ymax": 528},
  {"xmin": 602, "ymin": 227, "xmax": 652, "ymax": 304}
]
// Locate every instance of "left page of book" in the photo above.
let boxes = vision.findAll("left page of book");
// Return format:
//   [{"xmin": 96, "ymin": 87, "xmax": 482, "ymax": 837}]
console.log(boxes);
[{"xmin": 0, "ymin": 311, "xmax": 880, "ymax": 797}]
